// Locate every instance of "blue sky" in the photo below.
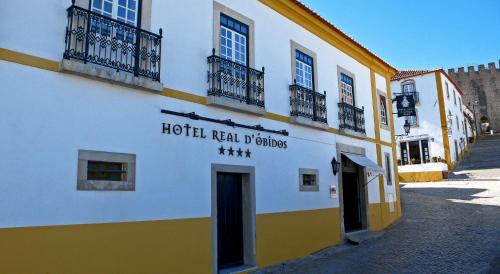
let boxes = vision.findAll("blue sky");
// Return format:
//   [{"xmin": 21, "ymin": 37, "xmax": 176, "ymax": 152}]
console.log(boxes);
[{"xmin": 300, "ymin": 0, "xmax": 500, "ymax": 70}]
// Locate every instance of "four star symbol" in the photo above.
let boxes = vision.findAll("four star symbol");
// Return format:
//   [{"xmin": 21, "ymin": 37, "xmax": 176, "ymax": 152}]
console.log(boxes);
[{"xmin": 218, "ymin": 145, "xmax": 251, "ymax": 158}]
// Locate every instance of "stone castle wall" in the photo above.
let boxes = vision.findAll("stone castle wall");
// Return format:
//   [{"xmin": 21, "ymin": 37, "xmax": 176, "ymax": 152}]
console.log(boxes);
[{"xmin": 448, "ymin": 61, "xmax": 500, "ymax": 133}]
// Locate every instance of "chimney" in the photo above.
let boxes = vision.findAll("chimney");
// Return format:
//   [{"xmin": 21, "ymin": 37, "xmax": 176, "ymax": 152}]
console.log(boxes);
[
  {"xmin": 458, "ymin": 67, "xmax": 465, "ymax": 73},
  {"xmin": 488, "ymin": 62, "xmax": 496, "ymax": 70},
  {"xmin": 448, "ymin": 68, "xmax": 455, "ymax": 74},
  {"xmin": 478, "ymin": 64, "xmax": 485, "ymax": 71},
  {"xmin": 467, "ymin": 66, "xmax": 475, "ymax": 72}
]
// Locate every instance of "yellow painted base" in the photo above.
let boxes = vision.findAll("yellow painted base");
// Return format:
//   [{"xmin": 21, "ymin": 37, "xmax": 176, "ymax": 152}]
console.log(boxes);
[
  {"xmin": 369, "ymin": 202, "xmax": 401, "ymax": 231},
  {"xmin": 399, "ymin": 171, "xmax": 445, "ymax": 182},
  {"xmin": 0, "ymin": 218, "xmax": 212, "ymax": 274},
  {"xmin": 256, "ymin": 208, "xmax": 341, "ymax": 267},
  {"xmin": 0, "ymin": 205, "xmax": 402, "ymax": 273}
]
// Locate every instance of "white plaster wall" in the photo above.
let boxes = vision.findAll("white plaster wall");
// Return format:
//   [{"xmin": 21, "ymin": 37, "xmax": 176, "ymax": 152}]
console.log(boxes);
[
  {"xmin": 381, "ymin": 145, "xmax": 396, "ymax": 202},
  {"xmin": 1, "ymin": 0, "xmax": 379, "ymax": 140},
  {"xmin": 440, "ymin": 72, "xmax": 467, "ymax": 163},
  {"xmin": 0, "ymin": 0, "xmax": 395, "ymax": 228},
  {"xmin": 392, "ymin": 73, "xmax": 445, "ymax": 163},
  {"xmin": 375, "ymin": 72, "xmax": 392, "ymax": 143}
]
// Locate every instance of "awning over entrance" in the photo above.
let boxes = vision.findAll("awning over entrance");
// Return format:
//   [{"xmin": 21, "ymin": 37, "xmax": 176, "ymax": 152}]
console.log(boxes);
[{"xmin": 342, "ymin": 153, "xmax": 384, "ymax": 176}]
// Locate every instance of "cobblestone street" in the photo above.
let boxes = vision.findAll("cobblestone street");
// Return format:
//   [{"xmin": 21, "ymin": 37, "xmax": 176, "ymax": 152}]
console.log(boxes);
[{"xmin": 257, "ymin": 181, "xmax": 500, "ymax": 274}]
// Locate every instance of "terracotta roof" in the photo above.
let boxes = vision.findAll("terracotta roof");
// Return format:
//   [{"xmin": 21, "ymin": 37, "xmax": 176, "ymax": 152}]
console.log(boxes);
[
  {"xmin": 391, "ymin": 69, "xmax": 439, "ymax": 81},
  {"xmin": 290, "ymin": 0, "xmax": 396, "ymax": 73},
  {"xmin": 391, "ymin": 69, "xmax": 464, "ymax": 96}
]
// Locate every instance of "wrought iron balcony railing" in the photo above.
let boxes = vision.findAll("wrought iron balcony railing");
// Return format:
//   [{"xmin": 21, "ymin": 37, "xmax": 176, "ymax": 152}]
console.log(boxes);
[
  {"xmin": 289, "ymin": 84, "xmax": 328, "ymax": 124},
  {"xmin": 338, "ymin": 101, "xmax": 366, "ymax": 134},
  {"xmin": 207, "ymin": 50, "xmax": 265, "ymax": 108},
  {"xmin": 63, "ymin": 3, "xmax": 163, "ymax": 81}
]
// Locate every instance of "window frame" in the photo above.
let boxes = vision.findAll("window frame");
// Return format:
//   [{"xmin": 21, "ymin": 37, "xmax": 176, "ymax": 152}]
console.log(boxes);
[
  {"xmin": 77, "ymin": 149, "xmax": 136, "ymax": 191},
  {"xmin": 384, "ymin": 153, "xmax": 392, "ymax": 186},
  {"xmin": 445, "ymin": 82, "xmax": 450, "ymax": 99},
  {"xmin": 337, "ymin": 66, "xmax": 357, "ymax": 107},
  {"xmin": 399, "ymin": 138, "xmax": 431, "ymax": 166},
  {"xmin": 405, "ymin": 109, "xmax": 418, "ymax": 127},
  {"xmin": 299, "ymin": 168, "xmax": 319, "ymax": 192},
  {"xmin": 295, "ymin": 49, "xmax": 314, "ymax": 90},
  {"xmin": 213, "ymin": 2, "xmax": 255, "ymax": 68},
  {"xmin": 219, "ymin": 14, "xmax": 249, "ymax": 66},
  {"xmin": 290, "ymin": 41, "xmax": 318, "ymax": 91},
  {"xmin": 91, "ymin": 0, "xmax": 140, "ymax": 27},
  {"xmin": 378, "ymin": 90, "xmax": 390, "ymax": 130}
]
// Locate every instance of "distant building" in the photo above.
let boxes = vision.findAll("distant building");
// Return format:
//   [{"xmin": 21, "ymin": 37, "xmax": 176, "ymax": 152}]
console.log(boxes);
[
  {"xmin": 391, "ymin": 69, "xmax": 468, "ymax": 182},
  {"xmin": 448, "ymin": 61, "xmax": 500, "ymax": 134}
]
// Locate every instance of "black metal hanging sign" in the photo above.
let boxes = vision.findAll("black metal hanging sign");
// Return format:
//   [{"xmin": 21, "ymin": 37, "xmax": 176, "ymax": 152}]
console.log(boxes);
[
  {"xmin": 160, "ymin": 109, "xmax": 288, "ymax": 158},
  {"xmin": 395, "ymin": 94, "xmax": 416, "ymax": 117}
]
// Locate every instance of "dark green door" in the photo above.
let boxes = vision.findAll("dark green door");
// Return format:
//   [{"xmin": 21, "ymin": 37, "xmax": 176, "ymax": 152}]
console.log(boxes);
[
  {"xmin": 217, "ymin": 172, "xmax": 244, "ymax": 269},
  {"xmin": 342, "ymin": 172, "xmax": 362, "ymax": 232}
]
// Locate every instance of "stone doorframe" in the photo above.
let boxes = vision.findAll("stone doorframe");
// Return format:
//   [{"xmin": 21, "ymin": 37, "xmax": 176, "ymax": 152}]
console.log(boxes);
[
  {"xmin": 211, "ymin": 164, "xmax": 256, "ymax": 274},
  {"xmin": 336, "ymin": 143, "xmax": 370, "ymax": 238}
]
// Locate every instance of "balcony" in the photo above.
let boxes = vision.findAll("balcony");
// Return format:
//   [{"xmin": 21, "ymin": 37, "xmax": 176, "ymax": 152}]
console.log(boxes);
[
  {"xmin": 207, "ymin": 50, "xmax": 265, "ymax": 115},
  {"xmin": 62, "ymin": 3, "xmax": 163, "ymax": 91},
  {"xmin": 289, "ymin": 84, "xmax": 328, "ymax": 129},
  {"xmin": 338, "ymin": 102, "xmax": 366, "ymax": 135}
]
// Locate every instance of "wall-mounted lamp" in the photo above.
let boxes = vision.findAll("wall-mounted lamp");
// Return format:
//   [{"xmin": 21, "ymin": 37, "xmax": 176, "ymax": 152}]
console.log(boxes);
[
  {"xmin": 396, "ymin": 120, "xmax": 411, "ymax": 138},
  {"xmin": 403, "ymin": 120, "xmax": 411, "ymax": 135},
  {"xmin": 331, "ymin": 156, "xmax": 341, "ymax": 176}
]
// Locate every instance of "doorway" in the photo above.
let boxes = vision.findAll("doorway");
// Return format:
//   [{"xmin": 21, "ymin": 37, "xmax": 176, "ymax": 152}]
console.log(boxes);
[
  {"xmin": 217, "ymin": 172, "xmax": 244, "ymax": 269},
  {"xmin": 211, "ymin": 164, "xmax": 256, "ymax": 274},
  {"xmin": 341, "ymin": 154, "xmax": 368, "ymax": 233}
]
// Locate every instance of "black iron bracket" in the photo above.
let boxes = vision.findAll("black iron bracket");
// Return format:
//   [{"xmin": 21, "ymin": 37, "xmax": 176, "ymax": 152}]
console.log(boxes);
[{"xmin": 160, "ymin": 109, "xmax": 289, "ymax": 136}]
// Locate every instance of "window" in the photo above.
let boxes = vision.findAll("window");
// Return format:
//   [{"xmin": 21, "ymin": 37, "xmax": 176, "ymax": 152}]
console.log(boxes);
[
  {"xmin": 456, "ymin": 116, "xmax": 459, "ymax": 130},
  {"xmin": 87, "ymin": 161, "xmax": 127, "ymax": 181},
  {"xmin": 405, "ymin": 110, "xmax": 418, "ymax": 127},
  {"xmin": 379, "ymin": 94, "xmax": 388, "ymax": 126},
  {"xmin": 340, "ymin": 73, "xmax": 354, "ymax": 105},
  {"xmin": 299, "ymin": 168, "xmax": 319, "ymax": 192},
  {"xmin": 402, "ymin": 80, "xmax": 415, "ymax": 94},
  {"xmin": 92, "ymin": 0, "xmax": 138, "ymax": 26},
  {"xmin": 220, "ymin": 14, "xmax": 248, "ymax": 66},
  {"xmin": 459, "ymin": 97, "xmax": 462, "ymax": 110},
  {"xmin": 400, "ymin": 139, "xmax": 430, "ymax": 165},
  {"xmin": 385, "ymin": 154, "xmax": 392, "ymax": 186},
  {"xmin": 445, "ymin": 82, "xmax": 450, "ymax": 98},
  {"xmin": 453, "ymin": 90, "xmax": 457, "ymax": 105},
  {"xmin": 295, "ymin": 50, "xmax": 314, "ymax": 89},
  {"xmin": 77, "ymin": 150, "xmax": 136, "ymax": 191}
]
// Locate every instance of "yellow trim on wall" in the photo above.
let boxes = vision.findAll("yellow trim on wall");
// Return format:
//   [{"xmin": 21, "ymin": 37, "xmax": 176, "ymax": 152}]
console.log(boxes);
[
  {"xmin": 258, "ymin": 0, "xmax": 396, "ymax": 78},
  {"xmin": 386, "ymin": 75, "xmax": 402, "ymax": 219},
  {"xmin": 256, "ymin": 208, "xmax": 341, "ymax": 267},
  {"xmin": 399, "ymin": 171, "xmax": 444, "ymax": 182},
  {"xmin": 0, "ymin": 218, "xmax": 213, "ymax": 274},
  {"xmin": 435, "ymin": 71, "xmax": 452, "ymax": 170},
  {"xmin": 160, "ymin": 88, "xmax": 207, "ymax": 105},
  {"xmin": 370, "ymin": 70, "xmax": 386, "ymax": 229},
  {"xmin": 0, "ymin": 48, "xmax": 59, "ymax": 72}
]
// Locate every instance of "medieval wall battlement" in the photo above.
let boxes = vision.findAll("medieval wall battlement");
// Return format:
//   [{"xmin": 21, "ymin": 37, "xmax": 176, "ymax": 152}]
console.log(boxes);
[
  {"xmin": 448, "ymin": 60, "xmax": 500, "ymax": 75},
  {"xmin": 447, "ymin": 60, "xmax": 500, "ymax": 133}
]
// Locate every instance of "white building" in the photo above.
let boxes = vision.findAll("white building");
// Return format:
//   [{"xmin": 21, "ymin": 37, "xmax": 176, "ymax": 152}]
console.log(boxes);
[
  {"xmin": 0, "ymin": 0, "xmax": 400, "ymax": 273},
  {"xmin": 391, "ymin": 69, "xmax": 468, "ymax": 182}
]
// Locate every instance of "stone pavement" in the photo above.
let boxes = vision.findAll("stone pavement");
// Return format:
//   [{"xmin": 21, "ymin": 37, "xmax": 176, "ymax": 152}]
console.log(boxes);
[
  {"xmin": 255, "ymin": 181, "xmax": 500, "ymax": 274},
  {"xmin": 449, "ymin": 135, "xmax": 500, "ymax": 180}
]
